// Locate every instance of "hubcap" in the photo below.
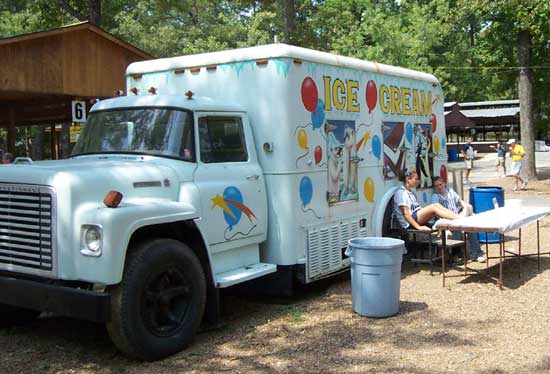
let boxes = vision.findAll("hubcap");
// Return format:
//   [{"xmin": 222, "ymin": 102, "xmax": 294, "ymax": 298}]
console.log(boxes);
[{"xmin": 142, "ymin": 267, "xmax": 192, "ymax": 337}]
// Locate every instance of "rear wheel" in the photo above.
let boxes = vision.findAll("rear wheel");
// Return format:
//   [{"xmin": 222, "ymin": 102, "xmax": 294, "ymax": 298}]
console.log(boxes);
[{"xmin": 107, "ymin": 239, "xmax": 206, "ymax": 361}]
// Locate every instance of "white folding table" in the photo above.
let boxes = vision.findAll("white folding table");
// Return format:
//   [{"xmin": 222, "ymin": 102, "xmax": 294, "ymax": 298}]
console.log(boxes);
[{"xmin": 434, "ymin": 206, "xmax": 550, "ymax": 289}]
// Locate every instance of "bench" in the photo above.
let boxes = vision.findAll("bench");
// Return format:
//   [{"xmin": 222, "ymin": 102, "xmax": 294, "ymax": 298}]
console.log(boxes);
[{"xmin": 383, "ymin": 199, "xmax": 465, "ymax": 275}]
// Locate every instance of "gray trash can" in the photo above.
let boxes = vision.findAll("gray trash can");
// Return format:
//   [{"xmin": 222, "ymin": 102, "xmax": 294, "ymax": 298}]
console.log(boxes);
[{"xmin": 345, "ymin": 237, "xmax": 406, "ymax": 317}]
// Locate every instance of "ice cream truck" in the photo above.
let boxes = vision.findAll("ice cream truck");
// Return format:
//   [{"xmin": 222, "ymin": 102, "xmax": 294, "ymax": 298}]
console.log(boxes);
[{"xmin": 0, "ymin": 44, "xmax": 447, "ymax": 360}]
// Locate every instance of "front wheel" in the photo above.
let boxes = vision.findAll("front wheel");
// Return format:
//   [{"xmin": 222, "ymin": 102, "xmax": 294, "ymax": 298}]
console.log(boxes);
[{"xmin": 107, "ymin": 239, "xmax": 206, "ymax": 361}]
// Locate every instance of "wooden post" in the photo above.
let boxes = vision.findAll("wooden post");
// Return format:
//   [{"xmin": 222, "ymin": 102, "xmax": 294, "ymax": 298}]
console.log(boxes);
[
  {"xmin": 60, "ymin": 122, "xmax": 71, "ymax": 159},
  {"xmin": 8, "ymin": 107, "xmax": 16, "ymax": 155},
  {"xmin": 50, "ymin": 124, "xmax": 57, "ymax": 160}
]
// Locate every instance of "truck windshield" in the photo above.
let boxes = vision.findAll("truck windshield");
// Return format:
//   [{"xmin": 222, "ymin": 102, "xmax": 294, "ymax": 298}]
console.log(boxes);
[{"xmin": 72, "ymin": 107, "xmax": 195, "ymax": 161}]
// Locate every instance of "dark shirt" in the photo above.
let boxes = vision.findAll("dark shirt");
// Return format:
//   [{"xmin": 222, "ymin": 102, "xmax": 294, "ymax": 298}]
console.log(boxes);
[{"xmin": 496, "ymin": 144, "xmax": 507, "ymax": 158}]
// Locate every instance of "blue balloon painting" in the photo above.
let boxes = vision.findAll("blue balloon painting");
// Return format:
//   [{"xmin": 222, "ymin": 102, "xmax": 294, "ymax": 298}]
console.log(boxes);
[
  {"xmin": 442, "ymin": 137, "xmax": 447, "ymax": 148},
  {"xmin": 299, "ymin": 176, "xmax": 313, "ymax": 207},
  {"xmin": 311, "ymin": 99, "xmax": 325, "ymax": 129},
  {"xmin": 406, "ymin": 122, "xmax": 413, "ymax": 143},
  {"xmin": 372, "ymin": 135, "xmax": 381, "ymax": 160},
  {"xmin": 223, "ymin": 186, "xmax": 243, "ymax": 229}
]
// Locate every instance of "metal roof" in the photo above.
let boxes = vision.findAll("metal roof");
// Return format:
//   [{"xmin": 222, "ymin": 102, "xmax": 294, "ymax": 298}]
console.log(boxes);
[
  {"xmin": 459, "ymin": 107, "xmax": 520, "ymax": 118},
  {"xmin": 459, "ymin": 99, "xmax": 519, "ymax": 108}
]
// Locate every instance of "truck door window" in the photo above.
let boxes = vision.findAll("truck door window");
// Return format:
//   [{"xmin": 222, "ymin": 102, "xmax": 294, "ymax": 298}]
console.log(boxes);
[{"xmin": 198, "ymin": 117, "xmax": 248, "ymax": 163}]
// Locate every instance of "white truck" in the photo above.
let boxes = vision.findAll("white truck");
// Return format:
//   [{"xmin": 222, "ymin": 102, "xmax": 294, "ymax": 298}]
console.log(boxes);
[{"xmin": 0, "ymin": 44, "xmax": 447, "ymax": 360}]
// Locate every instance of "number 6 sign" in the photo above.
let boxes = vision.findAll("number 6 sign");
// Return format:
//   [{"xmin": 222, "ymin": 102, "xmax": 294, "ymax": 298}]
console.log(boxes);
[{"xmin": 72, "ymin": 100, "xmax": 86, "ymax": 123}]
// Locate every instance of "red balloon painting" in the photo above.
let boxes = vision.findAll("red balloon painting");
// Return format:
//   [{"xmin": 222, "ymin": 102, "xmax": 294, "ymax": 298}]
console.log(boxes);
[
  {"xmin": 301, "ymin": 77, "xmax": 318, "ymax": 112},
  {"xmin": 430, "ymin": 114, "xmax": 437, "ymax": 132},
  {"xmin": 365, "ymin": 80, "xmax": 377, "ymax": 113},
  {"xmin": 314, "ymin": 145, "xmax": 322, "ymax": 164},
  {"xmin": 440, "ymin": 164, "xmax": 447, "ymax": 183}
]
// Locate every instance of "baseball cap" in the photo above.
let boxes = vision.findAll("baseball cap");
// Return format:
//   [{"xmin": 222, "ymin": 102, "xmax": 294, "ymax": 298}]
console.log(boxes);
[{"xmin": 507, "ymin": 139, "xmax": 515, "ymax": 145}]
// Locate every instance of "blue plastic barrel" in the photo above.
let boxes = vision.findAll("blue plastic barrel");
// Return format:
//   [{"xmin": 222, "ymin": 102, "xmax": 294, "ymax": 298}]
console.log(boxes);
[
  {"xmin": 345, "ymin": 237, "xmax": 406, "ymax": 317},
  {"xmin": 469, "ymin": 186, "xmax": 505, "ymax": 243},
  {"xmin": 447, "ymin": 149, "xmax": 458, "ymax": 162}
]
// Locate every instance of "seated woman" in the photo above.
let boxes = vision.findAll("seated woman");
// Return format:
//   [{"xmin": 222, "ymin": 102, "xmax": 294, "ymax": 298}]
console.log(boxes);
[{"xmin": 392, "ymin": 167, "xmax": 458, "ymax": 231}]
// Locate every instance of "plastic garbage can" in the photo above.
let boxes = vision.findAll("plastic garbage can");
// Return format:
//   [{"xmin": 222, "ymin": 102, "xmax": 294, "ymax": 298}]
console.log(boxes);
[
  {"xmin": 345, "ymin": 237, "xmax": 406, "ymax": 317},
  {"xmin": 469, "ymin": 186, "xmax": 505, "ymax": 243},
  {"xmin": 447, "ymin": 149, "xmax": 458, "ymax": 162}
]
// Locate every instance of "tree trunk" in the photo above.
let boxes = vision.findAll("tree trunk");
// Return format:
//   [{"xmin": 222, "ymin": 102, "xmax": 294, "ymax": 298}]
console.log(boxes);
[
  {"xmin": 31, "ymin": 126, "xmax": 44, "ymax": 161},
  {"xmin": 279, "ymin": 0, "xmax": 296, "ymax": 44},
  {"xmin": 518, "ymin": 29, "xmax": 536, "ymax": 179},
  {"xmin": 88, "ymin": 0, "xmax": 101, "ymax": 26}
]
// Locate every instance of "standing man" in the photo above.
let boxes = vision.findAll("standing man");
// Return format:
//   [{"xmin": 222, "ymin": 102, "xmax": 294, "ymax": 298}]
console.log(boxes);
[
  {"xmin": 460, "ymin": 136, "xmax": 475, "ymax": 184},
  {"xmin": 507, "ymin": 139, "xmax": 527, "ymax": 191},
  {"xmin": 490, "ymin": 140, "xmax": 507, "ymax": 177},
  {"xmin": 431, "ymin": 176, "xmax": 485, "ymax": 262}
]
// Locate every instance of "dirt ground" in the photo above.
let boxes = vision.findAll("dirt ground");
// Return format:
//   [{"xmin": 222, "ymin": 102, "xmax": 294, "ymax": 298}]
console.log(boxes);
[{"xmin": 1, "ymin": 174, "xmax": 550, "ymax": 374}]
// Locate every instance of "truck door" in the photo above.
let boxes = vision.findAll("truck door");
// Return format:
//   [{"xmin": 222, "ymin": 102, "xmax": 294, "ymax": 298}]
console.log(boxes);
[{"xmin": 194, "ymin": 113, "xmax": 267, "ymax": 246}]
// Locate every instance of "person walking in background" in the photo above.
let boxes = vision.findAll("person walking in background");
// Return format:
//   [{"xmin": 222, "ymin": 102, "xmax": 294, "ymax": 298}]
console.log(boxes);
[
  {"xmin": 507, "ymin": 139, "xmax": 527, "ymax": 191},
  {"xmin": 460, "ymin": 136, "xmax": 475, "ymax": 184},
  {"xmin": 489, "ymin": 139, "xmax": 507, "ymax": 178},
  {"xmin": 1, "ymin": 152, "xmax": 13, "ymax": 164},
  {"xmin": 431, "ymin": 176, "xmax": 486, "ymax": 262}
]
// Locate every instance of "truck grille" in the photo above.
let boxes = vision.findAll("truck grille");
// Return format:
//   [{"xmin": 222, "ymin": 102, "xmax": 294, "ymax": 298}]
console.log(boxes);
[{"xmin": 0, "ymin": 184, "xmax": 56, "ymax": 276}]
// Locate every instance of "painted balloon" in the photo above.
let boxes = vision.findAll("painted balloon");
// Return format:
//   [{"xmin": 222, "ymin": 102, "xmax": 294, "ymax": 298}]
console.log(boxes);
[
  {"xmin": 314, "ymin": 145, "xmax": 322, "ymax": 164},
  {"xmin": 301, "ymin": 77, "xmax": 318, "ymax": 112},
  {"xmin": 422, "ymin": 191, "xmax": 428, "ymax": 204},
  {"xmin": 372, "ymin": 135, "xmax": 381, "ymax": 160},
  {"xmin": 311, "ymin": 99, "xmax": 325, "ymax": 129},
  {"xmin": 299, "ymin": 176, "xmax": 313, "ymax": 207},
  {"xmin": 365, "ymin": 80, "xmax": 377, "ymax": 113},
  {"xmin": 440, "ymin": 164, "xmax": 447, "ymax": 183},
  {"xmin": 297, "ymin": 128, "xmax": 308, "ymax": 150},
  {"xmin": 223, "ymin": 186, "xmax": 243, "ymax": 229},
  {"xmin": 433, "ymin": 135, "xmax": 440, "ymax": 153},
  {"xmin": 441, "ymin": 137, "xmax": 447, "ymax": 149},
  {"xmin": 405, "ymin": 122, "xmax": 413, "ymax": 143},
  {"xmin": 363, "ymin": 177, "xmax": 375, "ymax": 202},
  {"xmin": 430, "ymin": 114, "xmax": 437, "ymax": 132}
]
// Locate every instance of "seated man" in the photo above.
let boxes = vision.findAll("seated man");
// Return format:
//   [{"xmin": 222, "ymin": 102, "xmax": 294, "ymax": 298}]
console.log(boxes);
[
  {"xmin": 431, "ymin": 176, "xmax": 486, "ymax": 262},
  {"xmin": 392, "ymin": 167, "xmax": 458, "ymax": 231}
]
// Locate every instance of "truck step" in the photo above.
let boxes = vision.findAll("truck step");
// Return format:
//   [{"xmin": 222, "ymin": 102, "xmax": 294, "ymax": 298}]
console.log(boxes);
[{"xmin": 216, "ymin": 263, "xmax": 277, "ymax": 288}]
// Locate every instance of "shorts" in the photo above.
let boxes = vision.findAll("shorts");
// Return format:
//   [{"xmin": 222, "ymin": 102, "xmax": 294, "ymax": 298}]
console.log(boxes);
[
  {"xmin": 464, "ymin": 159, "xmax": 473, "ymax": 169},
  {"xmin": 510, "ymin": 160, "xmax": 522, "ymax": 175},
  {"xmin": 495, "ymin": 157, "xmax": 505, "ymax": 167},
  {"xmin": 412, "ymin": 210, "xmax": 418, "ymax": 221}
]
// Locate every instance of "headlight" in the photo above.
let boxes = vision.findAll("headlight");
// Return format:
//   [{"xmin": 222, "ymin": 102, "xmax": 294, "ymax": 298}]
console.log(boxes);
[{"xmin": 80, "ymin": 224, "xmax": 103, "ymax": 257}]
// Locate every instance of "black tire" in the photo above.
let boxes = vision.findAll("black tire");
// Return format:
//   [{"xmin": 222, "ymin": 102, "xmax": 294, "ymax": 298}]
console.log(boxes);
[
  {"xmin": 0, "ymin": 304, "xmax": 40, "ymax": 328},
  {"xmin": 106, "ymin": 239, "xmax": 206, "ymax": 361}
]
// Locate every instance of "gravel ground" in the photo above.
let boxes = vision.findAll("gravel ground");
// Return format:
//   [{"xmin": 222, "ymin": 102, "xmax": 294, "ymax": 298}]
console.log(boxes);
[{"xmin": 1, "ymin": 175, "xmax": 550, "ymax": 374}]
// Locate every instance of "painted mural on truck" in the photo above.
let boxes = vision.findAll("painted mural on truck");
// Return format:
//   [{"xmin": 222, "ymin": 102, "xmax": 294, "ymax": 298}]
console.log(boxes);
[{"xmin": 295, "ymin": 69, "xmax": 442, "ymax": 209}]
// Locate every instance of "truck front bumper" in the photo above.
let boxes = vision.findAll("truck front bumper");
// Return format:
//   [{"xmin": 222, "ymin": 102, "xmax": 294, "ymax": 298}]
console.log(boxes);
[{"xmin": 0, "ymin": 275, "xmax": 111, "ymax": 322}]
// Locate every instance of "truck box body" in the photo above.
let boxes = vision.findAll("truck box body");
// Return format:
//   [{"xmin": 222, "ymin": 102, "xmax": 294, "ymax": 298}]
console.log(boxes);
[{"xmin": 126, "ymin": 44, "xmax": 446, "ymax": 281}]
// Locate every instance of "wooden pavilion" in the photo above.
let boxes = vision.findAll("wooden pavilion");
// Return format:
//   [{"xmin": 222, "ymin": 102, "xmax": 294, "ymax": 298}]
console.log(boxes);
[
  {"xmin": 444, "ymin": 100, "xmax": 520, "ymax": 142},
  {"xmin": 0, "ymin": 22, "xmax": 152, "ymax": 159}
]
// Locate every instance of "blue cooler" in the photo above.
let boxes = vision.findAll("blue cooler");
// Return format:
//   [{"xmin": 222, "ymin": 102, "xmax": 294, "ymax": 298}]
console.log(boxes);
[{"xmin": 469, "ymin": 186, "xmax": 505, "ymax": 243}]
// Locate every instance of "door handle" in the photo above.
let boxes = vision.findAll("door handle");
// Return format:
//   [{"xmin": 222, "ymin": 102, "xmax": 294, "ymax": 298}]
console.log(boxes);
[{"xmin": 246, "ymin": 174, "xmax": 260, "ymax": 181}]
